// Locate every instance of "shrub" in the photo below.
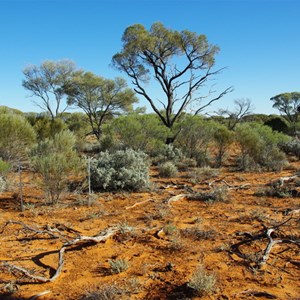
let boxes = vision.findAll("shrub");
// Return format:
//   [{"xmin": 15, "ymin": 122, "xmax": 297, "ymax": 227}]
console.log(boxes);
[
  {"xmin": 189, "ymin": 186, "xmax": 228, "ymax": 203},
  {"xmin": 31, "ymin": 130, "xmax": 83, "ymax": 204},
  {"xmin": 108, "ymin": 258, "xmax": 129, "ymax": 274},
  {"xmin": 158, "ymin": 161, "xmax": 178, "ymax": 178},
  {"xmin": 235, "ymin": 123, "xmax": 289, "ymax": 171},
  {"xmin": 280, "ymin": 138, "xmax": 300, "ymax": 159},
  {"xmin": 187, "ymin": 265, "xmax": 217, "ymax": 296},
  {"xmin": 0, "ymin": 112, "xmax": 36, "ymax": 161},
  {"xmin": 152, "ymin": 144, "xmax": 184, "ymax": 165},
  {"xmin": 175, "ymin": 115, "xmax": 215, "ymax": 166},
  {"xmin": 213, "ymin": 124, "xmax": 233, "ymax": 167},
  {"xmin": 90, "ymin": 149, "xmax": 150, "ymax": 192},
  {"xmin": 81, "ymin": 284, "xmax": 123, "ymax": 300}
]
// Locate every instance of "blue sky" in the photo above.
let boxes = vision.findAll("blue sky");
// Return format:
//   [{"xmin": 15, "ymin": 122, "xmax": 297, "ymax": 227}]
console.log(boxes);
[{"xmin": 0, "ymin": 0, "xmax": 299, "ymax": 115}]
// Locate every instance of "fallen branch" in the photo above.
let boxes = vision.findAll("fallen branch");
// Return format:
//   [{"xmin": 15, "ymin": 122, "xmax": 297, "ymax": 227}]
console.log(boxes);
[
  {"xmin": 230, "ymin": 217, "xmax": 300, "ymax": 269},
  {"xmin": 167, "ymin": 193, "xmax": 190, "ymax": 205},
  {"xmin": 1, "ymin": 221, "xmax": 117, "ymax": 283},
  {"xmin": 125, "ymin": 198, "xmax": 153, "ymax": 210}
]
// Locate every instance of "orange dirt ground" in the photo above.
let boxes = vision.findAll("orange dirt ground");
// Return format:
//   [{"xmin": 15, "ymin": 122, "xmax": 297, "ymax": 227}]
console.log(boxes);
[{"xmin": 0, "ymin": 159, "xmax": 299, "ymax": 300}]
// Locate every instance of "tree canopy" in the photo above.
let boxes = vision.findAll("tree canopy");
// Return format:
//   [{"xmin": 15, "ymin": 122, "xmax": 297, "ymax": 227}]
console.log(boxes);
[
  {"xmin": 112, "ymin": 22, "xmax": 232, "ymax": 142},
  {"xmin": 64, "ymin": 71, "xmax": 138, "ymax": 141},
  {"xmin": 22, "ymin": 60, "xmax": 76, "ymax": 119},
  {"xmin": 270, "ymin": 92, "xmax": 300, "ymax": 124}
]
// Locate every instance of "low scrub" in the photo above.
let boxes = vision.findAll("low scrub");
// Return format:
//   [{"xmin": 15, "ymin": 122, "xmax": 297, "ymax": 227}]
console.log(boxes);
[{"xmin": 90, "ymin": 149, "xmax": 150, "ymax": 192}]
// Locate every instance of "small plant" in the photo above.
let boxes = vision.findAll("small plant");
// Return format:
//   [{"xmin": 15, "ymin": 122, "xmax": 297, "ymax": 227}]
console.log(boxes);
[
  {"xmin": 108, "ymin": 258, "xmax": 129, "ymax": 274},
  {"xmin": 81, "ymin": 284, "xmax": 123, "ymax": 300},
  {"xmin": 163, "ymin": 223, "xmax": 178, "ymax": 236},
  {"xmin": 189, "ymin": 186, "xmax": 228, "ymax": 203},
  {"xmin": 181, "ymin": 226, "xmax": 216, "ymax": 240},
  {"xmin": 158, "ymin": 161, "xmax": 178, "ymax": 178},
  {"xmin": 187, "ymin": 265, "xmax": 217, "ymax": 296},
  {"xmin": 186, "ymin": 167, "xmax": 219, "ymax": 183}
]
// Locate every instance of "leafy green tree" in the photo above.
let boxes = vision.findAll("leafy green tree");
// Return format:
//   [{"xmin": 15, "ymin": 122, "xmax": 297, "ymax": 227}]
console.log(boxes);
[
  {"xmin": 31, "ymin": 130, "xmax": 83, "ymax": 204},
  {"xmin": 64, "ymin": 71, "xmax": 138, "ymax": 141},
  {"xmin": 270, "ymin": 92, "xmax": 300, "ymax": 125},
  {"xmin": 22, "ymin": 60, "xmax": 76, "ymax": 119},
  {"xmin": 112, "ymin": 22, "xmax": 232, "ymax": 143}
]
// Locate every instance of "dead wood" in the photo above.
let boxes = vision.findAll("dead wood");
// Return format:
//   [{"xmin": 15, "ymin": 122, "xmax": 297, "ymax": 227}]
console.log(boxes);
[
  {"xmin": 1, "ymin": 221, "xmax": 117, "ymax": 283},
  {"xmin": 208, "ymin": 179, "xmax": 250, "ymax": 190},
  {"xmin": 167, "ymin": 193, "xmax": 191, "ymax": 205},
  {"xmin": 125, "ymin": 198, "xmax": 153, "ymax": 209},
  {"xmin": 230, "ymin": 217, "xmax": 300, "ymax": 269}
]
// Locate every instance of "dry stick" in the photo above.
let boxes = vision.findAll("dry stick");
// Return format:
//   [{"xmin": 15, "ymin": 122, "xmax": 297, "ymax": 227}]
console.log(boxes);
[
  {"xmin": 258, "ymin": 229, "xmax": 282, "ymax": 268},
  {"xmin": 29, "ymin": 290, "xmax": 51, "ymax": 300},
  {"xmin": 1, "ymin": 223, "xmax": 117, "ymax": 283},
  {"xmin": 125, "ymin": 198, "xmax": 153, "ymax": 210},
  {"xmin": 167, "ymin": 193, "xmax": 191, "ymax": 206}
]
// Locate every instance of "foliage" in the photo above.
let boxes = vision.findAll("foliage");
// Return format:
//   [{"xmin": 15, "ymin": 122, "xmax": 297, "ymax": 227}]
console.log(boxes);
[
  {"xmin": 189, "ymin": 186, "xmax": 228, "ymax": 203},
  {"xmin": 31, "ymin": 130, "xmax": 83, "ymax": 203},
  {"xmin": 23, "ymin": 60, "xmax": 76, "ymax": 119},
  {"xmin": 235, "ymin": 123, "xmax": 290, "ymax": 171},
  {"xmin": 90, "ymin": 149, "xmax": 150, "ymax": 192},
  {"xmin": 158, "ymin": 161, "xmax": 178, "ymax": 178},
  {"xmin": 81, "ymin": 284, "xmax": 123, "ymax": 300},
  {"xmin": 112, "ymin": 22, "xmax": 231, "ymax": 142},
  {"xmin": 0, "ymin": 112, "xmax": 36, "ymax": 162},
  {"xmin": 280, "ymin": 138, "xmax": 300, "ymax": 159},
  {"xmin": 264, "ymin": 115, "xmax": 289, "ymax": 133},
  {"xmin": 187, "ymin": 265, "xmax": 217, "ymax": 296},
  {"xmin": 213, "ymin": 124, "xmax": 233, "ymax": 167},
  {"xmin": 270, "ymin": 92, "xmax": 300, "ymax": 125},
  {"xmin": 152, "ymin": 144, "xmax": 184, "ymax": 165},
  {"xmin": 175, "ymin": 115, "xmax": 215, "ymax": 166},
  {"xmin": 32, "ymin": 115, "xmax": 68, "ymax": 139},
  {"xmin": 64, "ymin": 71, "xmax": 138, "ymax": 141},
  {"xmin": 105, "ymin": 113, "xmax": 168, "ymax": 154}
]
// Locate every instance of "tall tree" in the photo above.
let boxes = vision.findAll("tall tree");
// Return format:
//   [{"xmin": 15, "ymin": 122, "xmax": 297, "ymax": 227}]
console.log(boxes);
[
  {"xmin": 64, "ymin": 71, "xmax": 138, "ymax": 141},
  {"xmin": 270, "ymin": 92, "xmax": 300, "ymax": 124},
  {"xmin": 112, "ymin": 22, "xmax": 232, "ymax": 143},
  {"xmin": 22, "ymin": 60, "xmax": 76, "ymax": 119}
]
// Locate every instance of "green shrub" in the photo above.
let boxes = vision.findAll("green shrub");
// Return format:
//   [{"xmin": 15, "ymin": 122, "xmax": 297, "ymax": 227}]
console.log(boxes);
[
  {"xmin": 31, "ymin": 130, "xmax": 83, "ymax": 204},
  {"xmin": 280, "ymin": 138, "xmax": 300, "ymax": 159},
  {"xmin": 235, "ymin": 123, "xmax": 289, "ymax": 171},
  {"xmin": 152, "ymin": 144, "xmax": 184, "ymax": 165},
  {"xmin": 0, "ymin": 112, "xmax": 36, "ymax": 161},
  {"xmin": 90, "ymin": 149, "xmax": 150, "ymax": 192},
  {"xmin": 158, "ymin": 161, "xmax": 178, "ymax": 178}
]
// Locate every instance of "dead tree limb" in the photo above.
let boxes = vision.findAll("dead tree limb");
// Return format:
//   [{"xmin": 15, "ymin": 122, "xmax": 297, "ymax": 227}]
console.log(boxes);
[
  {"xmin": 125, "ymin": 198, "xmax": 153, "ymax": 210},
  {"xmin": 230, "ymin": 217, "xmax": 300, "ymax": 269},
  {"xmin": 1, "ymin": 221, "xmax": 117, "ymax": 283}
]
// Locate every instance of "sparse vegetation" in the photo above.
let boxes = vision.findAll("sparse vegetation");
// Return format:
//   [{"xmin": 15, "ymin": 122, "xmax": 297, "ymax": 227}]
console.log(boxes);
[
  {"xmin": 187, "ymin": 265, "xmax": 217, "ymax": 296},
  {"xmin": 108, "ymin": 258, "xmax": 129, "ymax": 274}
]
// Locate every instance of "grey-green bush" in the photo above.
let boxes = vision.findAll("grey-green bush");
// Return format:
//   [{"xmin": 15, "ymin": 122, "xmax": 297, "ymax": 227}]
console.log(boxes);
[
  {"xmin": 158, "ymin": 161, "xmax": 178, "ymax": 178},
  {"xmin": 90, "ymin": 149, "xmax": 150, "ymax": 192}
]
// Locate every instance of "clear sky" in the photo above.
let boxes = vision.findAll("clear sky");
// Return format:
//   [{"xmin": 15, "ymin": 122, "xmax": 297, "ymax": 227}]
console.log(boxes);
[{"xmin": 0, "ymin": 0, "xmax": 299, "ymax": 115}]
